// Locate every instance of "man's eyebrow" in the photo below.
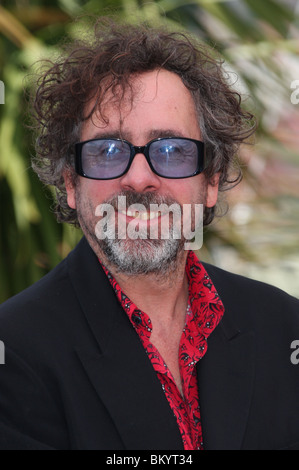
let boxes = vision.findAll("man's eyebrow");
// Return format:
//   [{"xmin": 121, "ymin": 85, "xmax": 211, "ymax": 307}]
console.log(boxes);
[
  {"xmin": 85, "ymin": 129, "xmax": 186, "ymax": 142},
  {"xmin": 146, "ymin": 129, "xmax": 186, "ymax": 140},
  {"xmin": 86, "ymin": 131, "xmax": 123, "ymax": 141}
]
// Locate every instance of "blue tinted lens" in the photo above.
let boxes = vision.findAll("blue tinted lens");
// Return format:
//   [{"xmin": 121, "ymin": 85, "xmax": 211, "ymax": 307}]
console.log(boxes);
[
  {"xmin": 149, "ymin": 139, "xmax": 198, "ymax": 177},
  {"xmin": 81, "ymin": 140, "xmax": 130, "ymax": 179}
]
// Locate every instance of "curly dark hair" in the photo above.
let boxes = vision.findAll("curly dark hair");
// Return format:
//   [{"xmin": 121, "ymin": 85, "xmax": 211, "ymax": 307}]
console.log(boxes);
[{"xmin": 31, "ymin": 17, "xmax": 256, "ymax": 227}]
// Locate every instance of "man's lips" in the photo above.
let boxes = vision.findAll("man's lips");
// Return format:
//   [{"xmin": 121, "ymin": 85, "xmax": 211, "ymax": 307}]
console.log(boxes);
[{"xmin": 118, "ymin": 209, "xmax": 163, "ymax": 221}]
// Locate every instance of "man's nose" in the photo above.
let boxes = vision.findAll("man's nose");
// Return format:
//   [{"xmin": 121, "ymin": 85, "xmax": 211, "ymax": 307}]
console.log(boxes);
[{"xmin": 119, "ymin": 153, "xmax": 161, "ymax": 193}]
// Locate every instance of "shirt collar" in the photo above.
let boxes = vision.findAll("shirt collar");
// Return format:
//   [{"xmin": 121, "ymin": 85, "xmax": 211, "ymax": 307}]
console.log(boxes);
[
  {"xmin": 185, "ymin": 250, "xmax": 225, "ymax": 338},
  {"xmin": 99, "ymin": 251, "xmax": 224, "ymax": 341}
]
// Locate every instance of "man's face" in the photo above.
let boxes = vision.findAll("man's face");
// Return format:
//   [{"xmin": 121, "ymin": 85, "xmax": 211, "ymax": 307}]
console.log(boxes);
[{"xmin": 65, "ymin": 69, "xmax": 219, "ymax": 274}]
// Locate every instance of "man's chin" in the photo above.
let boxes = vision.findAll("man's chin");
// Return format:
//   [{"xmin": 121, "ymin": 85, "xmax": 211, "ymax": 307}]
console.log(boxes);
[{"xmin": 97, "ymin": 237, "xmax": 184, "ymax": 276}]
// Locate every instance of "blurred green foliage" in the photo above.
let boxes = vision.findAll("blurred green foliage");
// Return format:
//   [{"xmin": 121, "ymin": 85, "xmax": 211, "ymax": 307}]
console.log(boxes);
[{"xmin": 1, "ymin": 0, "xmax": 299, "ymax": 302}]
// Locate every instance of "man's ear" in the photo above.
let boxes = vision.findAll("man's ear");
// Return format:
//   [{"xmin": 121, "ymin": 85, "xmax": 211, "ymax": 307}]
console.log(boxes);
[
  {"xmin": 63, "ymin": 170, "xmax": 76, "ymax": 210},
  {"xmin": 206, "ymin": 173, "xmax": 220, "ymax": 208}
]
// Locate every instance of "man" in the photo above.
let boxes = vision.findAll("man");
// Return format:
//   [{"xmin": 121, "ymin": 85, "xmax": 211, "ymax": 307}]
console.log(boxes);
[{"xmin": 0, "ymin": 19, "xmax": 298, "ymax": 450}]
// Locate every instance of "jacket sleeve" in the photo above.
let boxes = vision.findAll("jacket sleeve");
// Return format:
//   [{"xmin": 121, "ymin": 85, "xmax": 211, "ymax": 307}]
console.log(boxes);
[
  {"xmin": 0, "ymin": 346, "xmax": 69, "ymax": 450},
  {"xmin": 0, "ymin": 423, "xmax": 55, "ymax": 450}
]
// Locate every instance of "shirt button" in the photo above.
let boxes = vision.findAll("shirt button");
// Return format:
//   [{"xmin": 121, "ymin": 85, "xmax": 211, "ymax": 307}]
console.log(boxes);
[{"xmin": 132, "ymin": 313, "xmax": 142, "ymax": 325}]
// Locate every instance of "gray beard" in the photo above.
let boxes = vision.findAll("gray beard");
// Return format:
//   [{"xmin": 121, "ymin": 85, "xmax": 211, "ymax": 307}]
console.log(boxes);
[
  {"xmin": 99, "ymin": 233, "xmax": 184, "ymax": 276},
  {"xmin": 96, "ymin": 191, "xmax": 185, "ymax": 276},
  {"xmin": 77, "ymin": 190, "xmax": 186, "ymax": 276}
]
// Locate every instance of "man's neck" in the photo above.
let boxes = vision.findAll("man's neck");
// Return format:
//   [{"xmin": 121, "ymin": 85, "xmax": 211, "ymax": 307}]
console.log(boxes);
[{"xmin": 101, "ymin": 249, "xmax": 189, "ymax": 329}]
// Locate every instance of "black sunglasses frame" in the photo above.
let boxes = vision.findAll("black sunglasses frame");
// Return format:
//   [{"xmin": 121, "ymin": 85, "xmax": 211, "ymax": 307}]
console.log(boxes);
[{"xmin": 75, "ymin": 137, "xmax": 207, "ymax": 180}]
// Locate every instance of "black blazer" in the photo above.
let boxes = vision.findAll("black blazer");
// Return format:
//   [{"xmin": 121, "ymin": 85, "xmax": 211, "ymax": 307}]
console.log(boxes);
[{"xmin": 0, "ymin": 237, "xmax": 298, "ymax": 450}]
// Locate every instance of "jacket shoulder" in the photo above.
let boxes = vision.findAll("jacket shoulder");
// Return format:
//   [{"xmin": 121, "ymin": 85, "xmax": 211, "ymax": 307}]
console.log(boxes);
[
  {"xmin": 0, "ymin": 237, "xmax": 102, "ymax": 364},
  {"xmin": 203, "ymin": 261, "xmax": 299, "ymax": 302},
  {"xmin": 0, "ymin": 256, "xmax": 70, "ymax": 318},
  {"xmin": 202, "ymin": 261, "xmax": 299, "ymax": 331}
]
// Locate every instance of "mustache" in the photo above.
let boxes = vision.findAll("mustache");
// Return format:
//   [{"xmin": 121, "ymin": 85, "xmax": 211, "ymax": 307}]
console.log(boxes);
[{"xmin": 103, "ymin": 191, "xmax": 181, "ymax": 211}]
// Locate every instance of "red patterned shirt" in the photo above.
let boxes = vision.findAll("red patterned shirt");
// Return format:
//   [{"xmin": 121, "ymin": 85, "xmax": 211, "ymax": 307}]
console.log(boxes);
[{"xmin": 100, "ymin": 251, "xmax": 224, "ymax": 450}]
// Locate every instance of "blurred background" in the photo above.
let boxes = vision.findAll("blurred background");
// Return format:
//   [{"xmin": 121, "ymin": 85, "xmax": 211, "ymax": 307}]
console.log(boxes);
[{"xmin": 0, "ymin": 0, "xmax": 299, "ymax": 303}]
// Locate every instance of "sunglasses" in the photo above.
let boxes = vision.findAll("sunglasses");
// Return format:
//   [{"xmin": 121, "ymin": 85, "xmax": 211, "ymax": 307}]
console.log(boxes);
[{"xmin": 75, "ymin": 137, "xmax": 207, "ymax": 180}]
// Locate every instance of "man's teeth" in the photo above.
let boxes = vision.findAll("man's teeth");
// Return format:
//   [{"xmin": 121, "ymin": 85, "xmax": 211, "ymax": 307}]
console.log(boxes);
[{"xmin": 120, "ymin": 210, "xmax": 161, "ymax": 220}]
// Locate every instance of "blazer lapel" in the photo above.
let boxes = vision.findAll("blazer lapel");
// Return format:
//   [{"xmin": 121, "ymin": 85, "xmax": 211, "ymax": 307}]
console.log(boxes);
[
  {"xmin": 197, "ymin": 316, "xmax": 255, "ymax": 450},
  {"xmin": 67, "ymin": 237, "xmax": 183, "ymax": 450},
  {"xmin": 67, "ymin": 238, "xmax": 255, "ymax": 450},
  {"xmin": 76, "ymin": 316, "xmax": 183, "ymax": 450}
]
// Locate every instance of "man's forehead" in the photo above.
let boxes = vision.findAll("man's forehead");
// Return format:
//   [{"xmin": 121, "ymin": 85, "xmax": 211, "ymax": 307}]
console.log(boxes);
[
  {"xmin": 80, "ymin": 69, "xmax": 200, "ymax": 141},
  {"xmin": 84, "ymin": 69, "xmax": 191, "ymax": 119}
]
